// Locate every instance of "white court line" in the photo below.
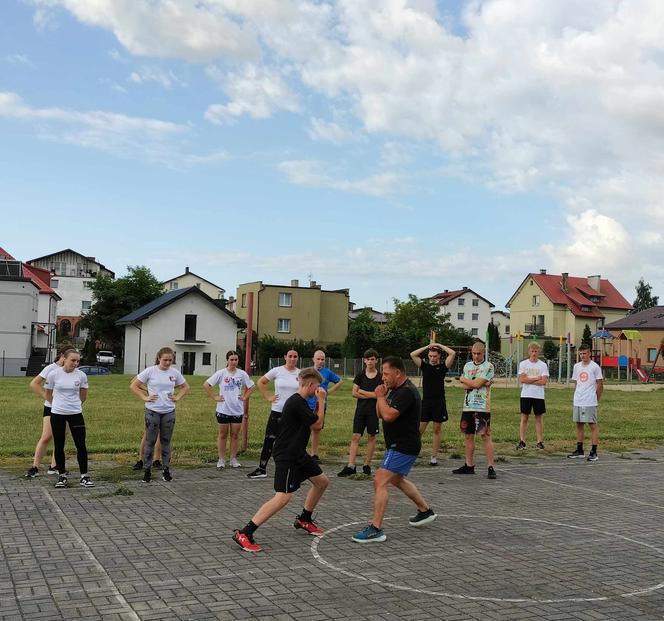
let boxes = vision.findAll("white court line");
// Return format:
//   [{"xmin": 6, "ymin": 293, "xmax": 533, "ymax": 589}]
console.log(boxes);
[{"xmin": 42, "ymin": 488, "xmax": 140, "ymax": 621}]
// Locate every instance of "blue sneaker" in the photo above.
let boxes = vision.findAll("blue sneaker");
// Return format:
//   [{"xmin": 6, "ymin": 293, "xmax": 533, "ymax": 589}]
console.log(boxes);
[{"xmin": 352, "ymin": 524, "xmax": 387, "ymax": 543}]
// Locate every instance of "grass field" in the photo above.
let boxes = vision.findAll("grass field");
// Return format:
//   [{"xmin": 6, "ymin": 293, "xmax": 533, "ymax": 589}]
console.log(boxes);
[{"xmin": 0, "ymin": 375, "xmax": 662, "ymax": 472}]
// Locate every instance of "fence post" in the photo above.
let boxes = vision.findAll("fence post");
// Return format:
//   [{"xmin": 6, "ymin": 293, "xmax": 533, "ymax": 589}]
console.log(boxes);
[{"xmin": 1, "ymin": 350, "xmax": 4, "ymax": 377}]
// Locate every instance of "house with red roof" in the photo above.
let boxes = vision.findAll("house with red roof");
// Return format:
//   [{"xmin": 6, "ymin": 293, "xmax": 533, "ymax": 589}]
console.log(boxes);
[
  {"xmin": 430, "ymin": 287, "xmax": 495, "ymax": 338},
  {"xmin": 506, "ymin": 269, "xmax": 632, "ymax": 347}
]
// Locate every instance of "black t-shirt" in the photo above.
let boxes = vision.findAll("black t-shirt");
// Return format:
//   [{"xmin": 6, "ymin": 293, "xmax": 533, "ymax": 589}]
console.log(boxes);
[
  {"xmin": 382, "ymin": 379, "xmax": 422, "ymax": 456},
  {"xmin": 420, "ymin": 360, "xmax": 448, "ymax": 402},
  {"xmin": 353, "ymin": 369, "xmax": 383, "ymax": 416},
  {"xmin": 272, "ymin": 393, "xmax": 319, "ymax": 463}
]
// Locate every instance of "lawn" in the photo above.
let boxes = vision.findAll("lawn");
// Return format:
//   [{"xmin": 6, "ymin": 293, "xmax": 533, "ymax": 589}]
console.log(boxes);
[{"xmin": 0, "ymin": 375, "xmax": 662, "ymax": 471}]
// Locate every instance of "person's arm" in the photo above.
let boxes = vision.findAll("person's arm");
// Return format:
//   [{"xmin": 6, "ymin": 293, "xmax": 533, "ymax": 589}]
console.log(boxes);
[
  {"xmin": 203, "ymin": 381, "xmax": 223, "ymax": 402},
  {"xmin": 239, "ymin": 383, "xmax": 255, "ymax": 401},
  {"xmin": 441, "ymin": 345, "xmax": 457, "ymax": 369},
  {"xmin": 130, "ymin": 378, "xmax": 156, "ymax": 403},
  {"xmin": 170, "ymin": 381, "xmax": 190, "ymax": 402},
  {"xmin": 326, "ymin": 377, "xmax": 343, "ymax": 394},
  {"xmin": 257, "ymin": 375, "xmax": 277, "ymax": 403},
  {"xmin": 311, "ymin": 388, "xmax": 326, "ymax": 430},
  {"xmin": 352, "ymin": 383, "xmax": 376, "ymax": 399},
  {"xmin": 30, "ymin": 375, "xmax": 47, "ymax": 400},
  {"xmin": 459, "ymin": 376, "xmax": 490, "ymax": 389},
  {"xmin": 374, "ymin": 384, "xmax": 401, "ymax": 423},
  {"xmin": 596, "ymin": 378, "xmax": 604, "ymax": 401},
  {"xmin": 80, "ymin": 387, "xmax": 88, "ymax": 404},
  {"xmin": 409, "ymin": 345, "xmax": 427, "ymax": 368},
  {"xmin": 45, "ymin": 388, "xmax": 53, "ymax": 404}
]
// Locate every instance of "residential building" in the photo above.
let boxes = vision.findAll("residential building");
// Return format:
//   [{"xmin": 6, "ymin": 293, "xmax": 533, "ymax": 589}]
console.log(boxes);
[
  {"xmin": 605, "ymin": 306, "xmax": 664, "ymax": 368},
  {"xmin": 235, "ymin": 280, "xmax": 350, "ymax": 346},
  {"xmin": 116, "ymin": 286, "xmax": 244, "ymax": 376},
  {"xmin": 162, "ymin": 267, "xmax": 226, "ymax": 300},
  {"xmin": 430, "ymin": 287, "xmax": 494, "ymax": 338},
  {"xmin": 349, "ymin": 306, "xmax": 389, "ymax": 324},
  {"xmin": 27, "ymin": 248, "xmax": 114, "ymax": 339},
  {"xmin": 491, "ymin": 310, "xmax": 511, "ymax": 338},
  {"xmin": 506, "ymin": 270, "xmax": 632, "ymax": 346}
]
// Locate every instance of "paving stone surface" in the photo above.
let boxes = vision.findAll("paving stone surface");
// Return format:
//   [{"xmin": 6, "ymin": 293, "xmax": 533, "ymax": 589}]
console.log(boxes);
[{"xmin": 2, "ymin": 450, "xmax": 664, "ymax": 620}]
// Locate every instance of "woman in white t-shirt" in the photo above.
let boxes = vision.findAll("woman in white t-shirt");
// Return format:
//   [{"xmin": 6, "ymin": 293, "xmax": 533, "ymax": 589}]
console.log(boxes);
[
  {"xmin": 204, "ymin": 351, "xmax": 255, "ymax": 469},
  {"xmin": 130, "ymin": 347, "xmax": 189, "ymax": 483},
  {"xmin": 44, "ymin": 349, "xmax": 94, "ymax": 489},
  {"xmin": 246, "ymin": 350, "xmax": 300, "ymax": 479}
]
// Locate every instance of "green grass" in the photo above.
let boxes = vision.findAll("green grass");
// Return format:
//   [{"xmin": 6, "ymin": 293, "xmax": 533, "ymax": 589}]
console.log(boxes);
[{"xmin": 1, "ymin": 375, "xmax": 662, "ymax": 470}]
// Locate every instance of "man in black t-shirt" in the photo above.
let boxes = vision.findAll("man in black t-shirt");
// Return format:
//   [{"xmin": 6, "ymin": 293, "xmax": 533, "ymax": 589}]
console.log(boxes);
[
  {"xmin": 338, "ymin": 348, "xmax": 382, "ymax": 477},
  {"xmin": 233, "ymin": 368, "xmax": 329, "ymax": 553},
  {"xmin": 352, "ymin": 356, "xmax": 437, "ymax": 544},
  {"xmin": 410, "ymin": 342, "xmax": 456, "ymax": 466}
]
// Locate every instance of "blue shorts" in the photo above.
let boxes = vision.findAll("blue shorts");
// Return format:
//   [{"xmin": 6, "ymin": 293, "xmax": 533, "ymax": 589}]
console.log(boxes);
[{"xmin": 380, "ymin": 449, "xmax": 417, "ymax": 476}]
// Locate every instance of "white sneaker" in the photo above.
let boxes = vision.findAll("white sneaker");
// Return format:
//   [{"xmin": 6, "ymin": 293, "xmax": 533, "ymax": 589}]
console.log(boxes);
[
  {"xmin": 230, "ymin": 457, "xmax": 241, "ymax": 468},
  {"xmin": 80, "ymin": 474, "xmax": 95, "ymax": 488},
  {"xmin": 216, "ymin": 458, "xmax": 226, "ymax": 469}
]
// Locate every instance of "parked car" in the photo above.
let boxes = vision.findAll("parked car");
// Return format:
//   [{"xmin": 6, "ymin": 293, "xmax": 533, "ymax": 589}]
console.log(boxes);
[
  {"xmin": 96, "ymin": 350, "xmax": 115, "ymax": 365},
  {"xmin": 79, "ymin": 365, "xmax": 112, "ymax": 375}
]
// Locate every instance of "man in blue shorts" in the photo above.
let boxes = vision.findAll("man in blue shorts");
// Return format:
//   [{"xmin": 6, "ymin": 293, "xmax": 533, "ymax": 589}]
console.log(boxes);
[{"xmin": 352, "ymin": 356, "xmax": 437, "ymax": 543}]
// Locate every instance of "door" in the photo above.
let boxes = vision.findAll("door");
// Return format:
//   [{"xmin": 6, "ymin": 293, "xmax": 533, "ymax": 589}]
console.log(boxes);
[{"xmin": 182, "ymin": 351, "xmax": 196, "ymax": 375}]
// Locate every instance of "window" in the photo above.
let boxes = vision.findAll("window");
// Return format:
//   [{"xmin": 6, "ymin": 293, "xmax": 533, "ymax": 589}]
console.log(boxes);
[
  {"xmin": 169, "ymin": 282, "xmax": 178, "ymax": 290},
  {"xmin": 472, "ymin": 299, "xmax": 479, "ymax": 307},
  {"xmin": 51, "ymin": 279, "xmax": 59, "ymax": 288},
  {"xmin": 81, "ymin": 301, "xmax": 92, "ymax": 310},
  {"xmin": 184, "ymin": 314, "xmax": 197, "ymax": 340},
  {"xmin": 241, "ymin": 293, "xmax": 247, "ymax": 308},
  {"xmin": 202, "ymin": 352, "xmax": 212, "ymax": 365},
  {"xmin": 471, "ymin": 328, "xmax": 478, "ymax": 336},
  {"xmin": 457, "ymin": 312, "xmax": 464, "ymax": 321},
  {"xmin": 532, "ymin": 295, "xmax": 540, "ymax": 306},
  {"xmin": 279, "ymin": 292, "xmax": 292, "ymax": 307},
  {"xmin": 277, "ymin": 318, "xmax": 291, "ymax": 333},
  {"xmin": 648, "ymin": 348, "xmax": 658, "ymax": 363},
  {"xmin": 458, "ymin": 298, "xmax": 465, "ymax": 306},
  {"xmin": 505, "ymin": 325, "xmax": 510, "ymax": 334},
  {"xmin": 83, "ymin": 280, "xmax": 92, "ymax": 288},
  {"xmin": 472, "ymin": 313, "xmax": 479, "ymax": 321}
]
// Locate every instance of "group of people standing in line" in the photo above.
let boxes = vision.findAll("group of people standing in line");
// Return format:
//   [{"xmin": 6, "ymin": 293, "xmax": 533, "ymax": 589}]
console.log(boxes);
[{"xmin": 25, "ymin": 339, "xmax": 604, "ymax": 553}]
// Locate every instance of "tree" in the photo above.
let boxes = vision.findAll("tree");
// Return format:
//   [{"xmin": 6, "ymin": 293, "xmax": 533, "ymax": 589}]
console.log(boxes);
[
  {"xmin": 582, "ymin": 324, "xmax": 593, "ymax": 348},
  {"xmin": 632, "ymin": 278, "xmax": 659, "ymax": 313},
  {"xmin": 343, "ymin": 309, "xmax": 382, "ymax": 358},
  {"xmin": 487, "ymin": 322, "xmax": 501, "ymax": 352},
  {"xmin": 80, "ymin": 266, "xmax": 164, "ymax": 350},
  {"xmin": 542, "ymin": 339, "xmax": 559, "ymax": 360}
]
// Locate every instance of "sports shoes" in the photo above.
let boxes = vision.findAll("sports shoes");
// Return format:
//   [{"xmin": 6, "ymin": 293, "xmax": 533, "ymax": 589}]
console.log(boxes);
[
  {"xmin": 311, "ymin": 454, "xmax": 321, "ymax": 464},
  {"xmin": 352, "ymin": 524, "xmax": 387, "ymax": 543},
  {"xmin": 217, "ymin": 458, "xmax": 226, "ymax": 469},
  {"xmin": 80, "ymin": 474, "xmax": 95, "ymax": 488},
  {"xmin": 230, "ymin": 457, "xmax": 241, "ymax": 468},
  {"xmin": 55, "ymin": 475, "xmax": 68, "ymax": 489},
  {"xmin": 408, "ymin": 508, "xmax": 437, "ymax": 527},
  {"xmin": 587, "ymin": 452, "xmax": 599, "ymax": 462},
  {"xmin": 161, "ymin": 468, "xmax": 172, "ymax": 482},
  {"xmin": 516, "ymin": 441, "xmax": 526, "ymax": 450},
  {"xmin": 153, "ymin": 460, "xmax": 163, "ymax": 470},
  {"xmin": 294, "ymin": 518, "xmax": 324, "ymax": 535},
  {"xmin": 452, "ymin": 464, "xmax": 475, "ymax": 474},
  {"xmin": 536, "ymin": 442, "xmax": 545, "ymax": 450},
  {"xmin": 141, "ymin": 469, "xmax": 151, "ymax": 483},
  {"xmin": 25, "ymin": 466, "xmax": 39, "ymax": 479},
  {"xmin": 337, "ymin": 465, "xmax": 356, "ymax": 477},
  {"xmin": 567, "ymin": 449, "xmax": 585, "ymax": 459},
  {"xmin": 247, "ymin": 468, "xmax": 267, "ymax": 479},
  {"xmin": 362, "ymin": 464, "xmax": 372, "ymax": 476},
  {"xmin": 47, "ymin": 466, "xmax": 59, "ymax": 475},
  {"xmin": 429, "ymin": 457, "xmax": 438, "ymax": 466},
  {"xmin": 487, "ymin": 466, "xmax": 497, "ymax": 480},
  {"xmin": 132, "ymin": 459, "xmax": 144, "ymax": 471},
  {"xmin": 232, "ymin": 530, "xmax": 262, "ymax": 552}
]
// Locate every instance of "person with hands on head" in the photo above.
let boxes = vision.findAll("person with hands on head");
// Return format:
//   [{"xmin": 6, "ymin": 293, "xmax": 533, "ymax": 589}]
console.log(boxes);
[
  {"xmin": 130, "ymin": 347, "xmax": 189, "ymax": 484},
  {"xmin": 307, "ymin": 350, "xmax": 342, "ymax": 463},
  {"xmin": 247, "ymin": 350, "xmax": 300, "ymax": 479},
  {"xmin": 410, "ymin": 342, "xmax": 456, "ymax": 466}
]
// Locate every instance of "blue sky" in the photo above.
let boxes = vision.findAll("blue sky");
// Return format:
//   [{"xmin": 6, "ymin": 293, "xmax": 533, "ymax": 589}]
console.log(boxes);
[{"xmin": 2, "ymin": 0, "xmax": 662, "ymax": 312}]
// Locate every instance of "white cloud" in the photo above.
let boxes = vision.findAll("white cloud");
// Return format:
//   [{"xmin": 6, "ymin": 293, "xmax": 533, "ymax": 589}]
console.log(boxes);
[
  {"xmin": 128, "ymin": 66, "xmax": 185, "ymax": 89},
  {"xmin": 5, "ymin": 54, "xmax": 35, "ymax": 68},
  {"xmin": 308, "ymin": 118, "xmax": 357, "ymax": 145}
]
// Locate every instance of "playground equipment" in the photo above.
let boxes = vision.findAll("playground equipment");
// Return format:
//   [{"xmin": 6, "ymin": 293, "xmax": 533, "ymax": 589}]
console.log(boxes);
[{"xmin": 635, "ymin": 340, "xmax": 664, "ymax": 383}]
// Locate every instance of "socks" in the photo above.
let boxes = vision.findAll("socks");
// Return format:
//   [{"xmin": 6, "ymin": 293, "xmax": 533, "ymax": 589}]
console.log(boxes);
[
  {"xmin": 299, "ymin": 509, "xmax": 313, "ymax": 522},
  {"xmin": 241, "ymin": 520, "xmax": 258, "ymax": 537},
  {"xmin": 577, "ymin": 442, "xmax": 583, "ymax": 452},
  {"xmin": 591, "ymin": 444, "xmax": 598, "ymax": 454}
]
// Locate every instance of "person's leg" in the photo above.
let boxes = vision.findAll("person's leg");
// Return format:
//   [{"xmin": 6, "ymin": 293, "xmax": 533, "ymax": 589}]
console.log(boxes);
[
  {"xmin": 481, "ymin": 431, "xmax": 495, "ymax": 467},
  {"xmin": 348, "ymin": 432, "xmax": 362, "ymax": 466},
  {"xmin": 365, "ymin": 434, "xmax": 377, "ymax": 466},
  {"xmin": 464, "ymin": 434, "xmax": 476, "ymax": 467},
  {"xmin": 371, "ymin": 469, "xmax": 401, "ymax": 529},
  {"xmin": 68, "ymin": 413, "xmax": 88, "ymax": 475},
  {"xmin": 535, "ymin": 414, "xmax": 544, "ymax": 444},
  {"xmin": 519, "ymin": 414, "xmax": 529, "ymax": 443},
  {"xmin": 302, "ymin": 473, "xmax": 329, "ymax": 512},
  {"xmin": 431, "ymin": 422, "xmax": 442, "ymax": 460},
  {"xmin": 138, "ymin": 430, "xmax": 146, "ymax": 460},
  {"xmin": 143, "ymin": 409, "xmax": 160, "ymax": 469},
  {"xmin": 229, "ymin": 422, "xmax": 242, "ymax": 459},
  {"xmin": 419, "ymin": 421, "xmax": 429, "ymax": 436},
  {"xmin": 589, "ymin": 422, "xmax": 599, "ymax": 446},
  {"xmin": 395, "ymin": 476, "xmax": 429, "ymax": 512},
  {"xmin": 32, "ymin": 416, "xmax": 54, "ymax": 468},
  {"xmin": 252, "ymin": 493, "xmax": 292, "ymax": 526},
  {"xmin": 258, "ymin": 412, "xmax": 281, "ymax": 471},
  {"xmin": 311, "ymin": 428, "xmax": 321, "ymax": 456},
  {"xmin": 159, "ymin": 410, "xmax": 176, "ymax": 468},
  {"xmin": 576, "ymin": 421, "xmax": 585, "ymax": 443},
  {"xmin": 50, "ymin": 413, "xmax": 67, "ymax": 474},
  {"xmin": 218, "ymin": 423, "xmax": 229, "ymax": 458},
  {"xmin": 154, "ymin": 434, "xmax": 162, "ymax": 461}
]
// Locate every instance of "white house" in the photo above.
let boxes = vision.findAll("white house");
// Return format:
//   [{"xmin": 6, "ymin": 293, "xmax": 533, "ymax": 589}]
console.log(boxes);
[
  {"xmin": 430, "ymin": 287, "xmax": 495, "ymax": 338},
  {"xmin": 116, "ymin": 286, "xmax": 245, "ymax": 376},
  {"xmin": 162, "ymin": 267, "xmax": 226, "ymax": 300},
  {"xmin": 491, "ymin": 310, "xmax": 511, "ymax": 338}
]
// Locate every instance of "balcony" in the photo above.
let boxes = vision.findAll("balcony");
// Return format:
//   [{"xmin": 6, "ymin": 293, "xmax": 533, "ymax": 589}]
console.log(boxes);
[{"xmin": 525, "ymin": 323, "xmax": 545, "ymax": 335}]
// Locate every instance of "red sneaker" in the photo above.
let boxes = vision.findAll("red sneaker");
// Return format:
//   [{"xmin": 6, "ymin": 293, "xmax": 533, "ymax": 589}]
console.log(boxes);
[
  {"xmin": 232, "ymin": 530, "xmax": 262, "ymax": 552},
  {"xmin": 294, "ymin": 518, "xmax": 324, "ymax": 535}
]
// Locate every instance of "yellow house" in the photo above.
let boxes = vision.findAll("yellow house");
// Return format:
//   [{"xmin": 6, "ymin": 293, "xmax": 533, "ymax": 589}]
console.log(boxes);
[
  {"xmin": 162, "ymin": 267, "xmax": 226, "ymax": 300},
  {"xmin": 235, "ymin": 279, "xmax": 350, "ymax": 346},
  {"xmin": 506, "ymin": 270, "xmax": 632, "ymax": 348}
]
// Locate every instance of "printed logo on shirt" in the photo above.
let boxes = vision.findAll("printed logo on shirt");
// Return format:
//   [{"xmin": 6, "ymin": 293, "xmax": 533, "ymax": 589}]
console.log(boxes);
[
  {"xmin": 579, "ymin": 371, "xmax": 589, "ymax": 382},
  {"xmin": 74, "ymin": 380, "xmax": 80, "ymax": 387},
  {"xmin": 169, "ymin": 376, "xmax": 177, "ymax": 382}
]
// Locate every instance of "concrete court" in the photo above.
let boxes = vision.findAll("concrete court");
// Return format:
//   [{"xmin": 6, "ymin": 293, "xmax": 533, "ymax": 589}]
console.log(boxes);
[{"xmin": 2, "ymin": 450, "xmax": 664, "ymax": 621}]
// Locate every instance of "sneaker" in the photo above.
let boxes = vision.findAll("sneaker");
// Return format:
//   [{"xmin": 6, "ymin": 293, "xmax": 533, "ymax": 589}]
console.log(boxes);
[
  {"xmin": 230, "ymin": 457, "xmax": 241, "ymax": 468},
  {"xmin": 141, "ymin": 469, "xmax": 151, "ymax": 483},
  {"xmin": 536, "ymin": 442, "xmax": 545, "ymax": 450},
  {"xmin": 567, "ymin": 449, "xmax": 585, "ymax": 459},
  {"xmin": 153, "ymin": 460, "xmax": 163, "ymax": 470},
  {"xmin": 312, "ymin": 454, "xmax": 321, "ymax": 464},
  {"xmin": 452, "ymin": 464, "xmax": 475, "ymax": 474},
  {"xmin": 337, "ymin": 465, "xmax": 356, "ymax": 477},
  {"xmin": 409, "ymin": 508, "xmax": 437, "ymax": 527},
  {"xmin": 429, "ymin": 457, "xmax": 438, "ymax": 466},
  {"xmin": 216, "ymin": 458, "xmax": 226, "ymax": 469},
  {"xmin": 362, "ymin": 464, "xmax": 371, "ymax": 476},
  {"xmin": 487, "ymin": 466, "xmax": 497, "ymax": 480},
  {"xmin": 25, "ymin": 466, "xmax": 39, "ymax": 479},
  {"xmin": 80, "ymin": 474, "xmax": 95, "ymax": 488},
  {"xmin": 587, "ymin": 452, "xmax": 599, "ymax": 462},
  {"xmin": 232, "ymin": 530, "xmax": 262, "ymax": 552},
  {"xmin": 516, "ymin": 441, "xmax": 526, "ymax": 450},
  {"xmin": 47, "ymin": 466, "xmax": 59, "ymax": 475},
  {"xmin": 55, "ymin": 475, "xmax": 68, "ymax": 489},
  {"xmin": 352, "ymin": 524, "xmax": 387, "ymax": 543},
  {"xmin": 161, "ymin": 468, "xmax": 172, "ymax": 482},
  {"xmin": 132, "ymin": 459, "xmax": 144, "ymax": 471},
  {"xmin": 294, "ymin": 518, "xmax": 324, "ymax": 535},
  {"xmin": 247, "ymin": 468, "xmax": 267, "ymax": 479}
]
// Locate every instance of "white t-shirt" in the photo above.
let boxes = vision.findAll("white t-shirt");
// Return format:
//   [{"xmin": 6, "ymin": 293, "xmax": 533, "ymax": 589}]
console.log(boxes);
[
  {"xmin": 45, "ymin": 366, "xmax": 89, "ymax": 415},
  {"xmin": 264, "ymin": 365, "xmax": 300, "ymax": 413},
  {"xmin": 518, "ymin": 359, "xmax": 549, "ymax": 400},
  {"xmin": 136, "ymin": 365, "xmax": 187, "ymax": 413},
  {"xmin": 206, "ymin": 368, "xmax": 254, "ymax": 417},
  {"xmin": 572, "ymin": 360, "xmax": 603, "ymax": 406},
  {"xmin": 39, "ymin": 362, "xmax": 61, "ymax": 407}
]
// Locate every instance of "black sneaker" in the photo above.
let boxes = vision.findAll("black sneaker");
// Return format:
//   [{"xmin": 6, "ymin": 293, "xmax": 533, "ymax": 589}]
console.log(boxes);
[
  {"xmin": 247, "ymin": 467, "xmax": 267, "ymax": 479},
  {"xmin": 337, "ymin": 465, "xmax": 356, "ymax": 477},
  {"xmin": 487, "ymin": 466, "xmax": 497, "ymax": 480},
  {"xmin": 80, "ymin": 474, "xmax": 95, "ymax": 488},
  {"xmin": 132, "ymin": 459, "xmax": 144, "ymax": 471},
  {"xmin": 408, "ymin": 508, "xmax": 437, "ymax": 527},
  {"xmin": 153, "ymin": 460, "xmax": 163, "ymax": 470},
  {"xmin": 536, "ymin": 442, "xmax": 545, "ymax": 450},
  {"xmin": 55, "ymin": 475, "xmax": 68, "ymax": 489},
  {"xmin": 25, "ymin": 466, "xmax": 39, "ymax": 479},
  {"xmin": 161, "ymin": 468, "xmax": 172, "ymax": 482},
  {"xmin": 312, "ymin": 454, "xmax": 321, "ymax": 464},
  {"xmin": 47, "ymin": 466, "xmax": 59, "ymax": 475},
  {"xmin": 452, "ymin": 464, "xmax": 475, "ymax": 474},
  {"xmin": 587, "ymin": 452, "xmax": 599, "ymax": 462},
  {"xmin": 516, "ymin": 441, "xmax": 526, "ymax": 450},
  {"xmin": 141, "ymin": 469, "xmax": 151, "ymax": 483},
  {"xmin": 362, "ymin": 465, "xmax": 372, "ymax": 476},
  {"xmin": 567, "ymin": 449, "xmax": 584, "ymax": 459}
]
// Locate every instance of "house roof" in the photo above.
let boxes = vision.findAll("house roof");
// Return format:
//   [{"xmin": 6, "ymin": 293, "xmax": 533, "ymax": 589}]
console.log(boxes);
[
  {"xmin": 349, "ymin": 306, "xmax": 389, "ymax": 323},
  {"xmin": 605, "ymin": 306, "xmax": 664, "ymax": 330},
  {"xmin": 116, "ymin": 286, "xmax": 245, "ymax": 327},
  {"xmin": 0, "ymin": 247, "xmax": 60, "ymax": 298},
  {"xmin": 0, "ymin": 247, "xmax": 16, "ymax": 260},
  {"xmin": 431, "ymin": 288, "xmax": 495, "ymax": 308},
  {"xmin": 162, "ymin": 269, "xmax": 225, "ymax": 293},
  {"xmin": 27, "ymin": 248, "xmax": 115, "ymax": 277}
]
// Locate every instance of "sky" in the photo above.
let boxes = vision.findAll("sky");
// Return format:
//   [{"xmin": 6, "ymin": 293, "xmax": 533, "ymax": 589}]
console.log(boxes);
[{"xmin": 1, "ymin": 0, "xmax": 663, "ymax": 313}]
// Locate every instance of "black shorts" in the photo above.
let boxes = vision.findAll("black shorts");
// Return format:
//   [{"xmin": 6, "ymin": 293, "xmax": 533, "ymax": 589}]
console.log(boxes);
[
  {"xmin": 421, "ymin": 400, "xmax": 448, "ymax": 423},
  {"xmin": 216, "ymin": 412, "xmax": 243, "ymax": 425},
  {"xmin": 460, "ymin": 411, "xmax": 491, "ymax": 436},
  {"xmin": 43, "ymin": 405, "xmax": 51, "ymax": 417},
  {"xmin": 274, "ymin": 455, "xmax": 323, "ymax": 493},
  {"xmin": 352, "ymin": 412, "xmax": 379, "ymax": 436},
  {"xmin": 520, "ymin": 398, "xmax": 546, "ymax": 415}
]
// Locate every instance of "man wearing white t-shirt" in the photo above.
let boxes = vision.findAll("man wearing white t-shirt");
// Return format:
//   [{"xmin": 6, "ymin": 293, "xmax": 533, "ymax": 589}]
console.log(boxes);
[
  {"xmin": 516, "ymin": 342, "xmax": 549, "ymax": 450},
  {"xmin": 567, "ymin": 344, "xmax": 604, "ymax": 462}
]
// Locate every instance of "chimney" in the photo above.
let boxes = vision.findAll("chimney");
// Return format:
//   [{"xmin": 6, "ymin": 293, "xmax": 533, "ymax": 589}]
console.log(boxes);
[
  {"xmin": 587, "ymin": 274, "xmax": 601, "ymax": 292},
  {"xmin": 540, "ymin": 268, "xmax": 547, "ymax": 275},
  {"xmin": 561, "ymin": 272, "xmax": 569, "ymax": 293},
  {"xmin": 290, "ymin": 279, "xmax": 299, "ymax": 287},
  {"xmin": 185, "ymin": 266, "xmax": 190, "ymax": 274},
  {"xmin": 444, "ymin": 289, "xmax": 448, "ymax": 293},
  {"xmin": 463, "ymin": 286, "xmax": 468, "ymax": 290}
]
